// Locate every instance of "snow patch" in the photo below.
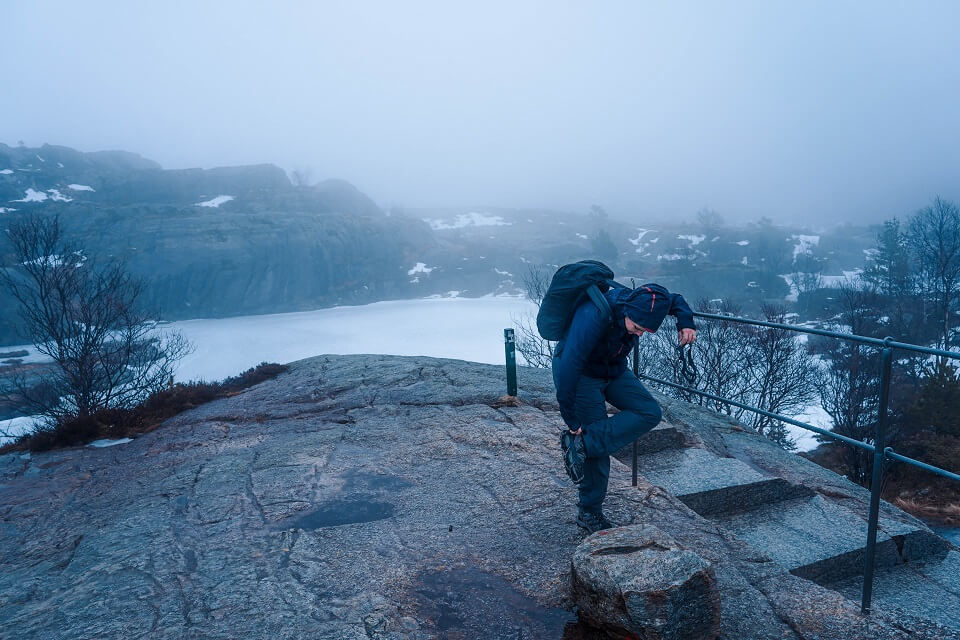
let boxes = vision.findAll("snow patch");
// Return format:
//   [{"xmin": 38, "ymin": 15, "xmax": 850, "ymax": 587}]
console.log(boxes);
[
  {"xmin": 67, "ymin": 184, "xmax": 95, "ymax": 192},
  {"xmin": 57, "ymin": 162, "xmax": 64, "ymax": 168},
  {"xmin": 22, "ymin": 251, "xmax": 85, "ymax": 268},
  {"xmin": 407, "ymin": 262, "xmax": 434, "ymax": 275},
  {"xmin": 0, "ymin": 207, "xmax": 16, "ymax": 213},
  {"xmin": 196, "ymin": 195, "xmax": 235, "ymax": 208},
  {"xmin": 788, "ymin": 403, "xmax": 833, "ymax": 452},
  {"xmin": 791, "ymin": 234, "xmax": 820, "ymax": 260},
  {"xmin": 741, "ymin": 256, "xmax": 748, "ymax": 265},
  {"xmin": 425, "ymin": 212, "xmax": 511, "ymax": 230},
  {"xmin": 819, "ymin": 270, "xmax": 863, "ymax": 288},
  {"xmin": 628, "ymin": 229, "xmax": 653, "ymax": 246},
  {"xmin": 736, "ymin": 240, "xmax": 750, "ymax": 246},
  {"xmin": 12, "ymin": 188, "xmax": 48, "ymax": 202},
  {"xmin": 88, "ymin": 438, "xmax": 133, "ymax": 448},
  {"xmin": 576, "ymin": 233, "xmax": 588, "ymax": 240},
  {"xmin": 494, "ymin": 268, "xmax": 512, "ymax": 276},
  {"xmin": 678, "ymin": 234, "xmax": 706, "ymax": 245},
  {"xmin": 0, "ymin": 169, "xmax": 13, "ymax": 175},
  {"xmin": 0, "ymin": 416, "xmax": 43, "ymax": 445},
  {"xmin": 657, "ymin": 253, "xmax": 687, "ymax": 261},
  {"xmin": 47, "ymin": 189, "xmax": 72, "ymax": 202},
  {"xmin": 780, "ymin": 274, "xmax": 800, "ymax": 302},
  {"xmin": 35, "ymin": 154, "xmax": 45, "ymax": 162}
]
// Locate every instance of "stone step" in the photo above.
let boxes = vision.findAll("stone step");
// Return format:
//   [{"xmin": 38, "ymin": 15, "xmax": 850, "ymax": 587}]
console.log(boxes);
[
  {"xmin": 616, "ymin": 446, "xmax": 814, "ymax": 516},
  {"xmin": 711, "ymin": 495, "xmax": 952, "ymax": 584},
  {"xmin": 612, "ymin": 424, "xmax": 685, "ymax": 459},
  {"xmin": 826, "ymin": 549, "xmax": 960, "ymax": 629}
]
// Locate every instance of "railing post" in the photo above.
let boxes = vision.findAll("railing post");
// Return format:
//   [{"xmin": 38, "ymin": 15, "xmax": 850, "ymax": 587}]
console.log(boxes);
[
  {"xmin": 504, "ymin": 328, "xmax": 518, "ymax": 397},
  {"xmin": 862, "ymin": 343, "xmax": 893, "ymax": 614},
  {"xmin": 633, "ymin": 341, "xmax": 640, "ymax": 486}
]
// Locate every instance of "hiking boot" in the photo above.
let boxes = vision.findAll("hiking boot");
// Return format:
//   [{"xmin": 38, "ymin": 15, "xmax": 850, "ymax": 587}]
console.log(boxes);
[
  {"xmin": 576, "ymin": 509, "xmax": 615, "ymax": 533},
  {"xmin": 560, "ymin": 430, "xmax": 586, "ymax": 485}
]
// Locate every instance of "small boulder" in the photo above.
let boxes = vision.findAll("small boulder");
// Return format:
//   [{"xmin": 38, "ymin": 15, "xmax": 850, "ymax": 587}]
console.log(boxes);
[{"xmin": 571, "ymin": 524, "xmax": 721, "ymax": 640}]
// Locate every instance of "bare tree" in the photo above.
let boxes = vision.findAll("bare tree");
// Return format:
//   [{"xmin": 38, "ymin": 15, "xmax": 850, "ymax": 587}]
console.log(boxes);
[
  {"xmin": 687, "ymin": 299, "xmax": 754, "ymax": 416},
  {"xmin": 791, "ymin": 252, "xmax": 825, "ymax": 298},
  {"xmin": 695, "ymin": 208, "xmax": 725, "ymax": 233},
  {"xmin": 812, "ymin": 283, "xmax": 885, "ymax": 485},
  {"xmin": 816, "ymin": 342, "xmax": 880, "ymax": 486},
  {"xmin": 640, "ymin": 300, "xmax": 750, "ymax": 408},
  {"xmin": 512, "ymin": 264, "xmax": 555, "ymax": 368},
  {"xmin": 738, "ymin": 305, "xmax": 817, "ymax": 449},
  {"xmin": 908, "ymin": 196, "xmax": 960, "ymax": 353},
  {"xmin": 639, "ymin": 302, "xmax": 816, "ymax": 450},
  {"xmin": 0, "ymin": 214, "xmax": 193, "ymax": 427}
]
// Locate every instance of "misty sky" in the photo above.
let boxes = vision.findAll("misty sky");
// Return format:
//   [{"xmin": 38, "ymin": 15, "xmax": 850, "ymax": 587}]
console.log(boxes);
[{"xmin": 5, "ymin": 1, "xmax": 959, "ymax": 226}]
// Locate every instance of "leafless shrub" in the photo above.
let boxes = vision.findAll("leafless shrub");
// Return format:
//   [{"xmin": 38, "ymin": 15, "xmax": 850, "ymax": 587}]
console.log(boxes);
[
  {"xmin": 743, "ymin": 305, "xmax": 818, "ymax": 448},
  {"xmin": 637, "ymin": 302, "xmax": 817, "ymax": 450},
  {"xmin": 907, "ymin": 196, "xmax": 960, "ymax": 353},
  {"xmin": 0, "ymin": 213, "xmax": 194, "ymax": 429},
  {"xmin": 512, "ymin": 263, "xmax": 555, "ymax": 368}
]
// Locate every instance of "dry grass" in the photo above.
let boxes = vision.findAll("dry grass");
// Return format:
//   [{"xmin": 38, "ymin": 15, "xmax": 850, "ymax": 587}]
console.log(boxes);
[
  {"xmin": 891, "ymin": 496, "xmax": 960, "ymax": 526},
  {"xmin": 0, "ymin": 362, "xmax": 288, "ymax": 454}
]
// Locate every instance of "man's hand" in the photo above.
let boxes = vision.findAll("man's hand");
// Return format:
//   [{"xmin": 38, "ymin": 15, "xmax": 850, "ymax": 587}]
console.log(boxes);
[{"xmin": 678, "ymin": 328, "xmax": 697, "ymax": 346}]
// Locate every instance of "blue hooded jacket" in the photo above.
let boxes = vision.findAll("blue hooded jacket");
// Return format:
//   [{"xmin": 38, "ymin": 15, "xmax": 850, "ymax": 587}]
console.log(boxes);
[{"xmin": 553, "ymin": 284, "xmax": 695, "ymax": 430}]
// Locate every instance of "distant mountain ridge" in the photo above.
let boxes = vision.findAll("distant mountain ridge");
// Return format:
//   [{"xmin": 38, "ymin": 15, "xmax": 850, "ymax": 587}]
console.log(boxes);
[
  {"xmin": 0, "ymin": 143, "xmax": 875, "ymax": 346},
  {"xmin": 0, "ymin": 144, "xmax": 433, "ymax": 345}
]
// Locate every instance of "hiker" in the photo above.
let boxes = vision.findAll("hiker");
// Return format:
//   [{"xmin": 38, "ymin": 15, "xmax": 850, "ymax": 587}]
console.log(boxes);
[{"xmin": 553, "ymin": 282, "xmax": 696, "ymax": 533}]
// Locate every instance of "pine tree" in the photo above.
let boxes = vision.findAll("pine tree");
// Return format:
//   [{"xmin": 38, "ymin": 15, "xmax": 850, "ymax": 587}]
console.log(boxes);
[{"xmin": 862, "ymin": 218, "xmax": 911, "ymax": 298}]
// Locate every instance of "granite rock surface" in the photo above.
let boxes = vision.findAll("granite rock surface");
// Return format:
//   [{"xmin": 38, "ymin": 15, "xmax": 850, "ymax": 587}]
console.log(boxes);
[{"xmin": 1, "ymin": 355, "xmax": 957, "ymax": 639}]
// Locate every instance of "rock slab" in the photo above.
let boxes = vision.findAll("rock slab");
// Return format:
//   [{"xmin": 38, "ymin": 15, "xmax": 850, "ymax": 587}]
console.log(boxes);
[{"xmin": 571, "ymin": 525, "xmax": 721, "ymax": 640}]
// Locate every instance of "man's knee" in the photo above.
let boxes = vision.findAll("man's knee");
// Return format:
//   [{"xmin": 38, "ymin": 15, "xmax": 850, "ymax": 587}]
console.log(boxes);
[
  {"xmin": 627, "ymin": 401, "xmax": 661, "ymax": 429},
  {"xmin": 650, "ymin": 402, "xmax": 663, "ymax": 425}
]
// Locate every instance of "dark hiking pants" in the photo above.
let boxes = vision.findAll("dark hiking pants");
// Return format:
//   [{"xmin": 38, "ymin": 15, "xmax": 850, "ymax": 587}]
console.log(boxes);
[{"xmin": 553, "ymin": 367, "xmax": 663, "ymax": 514}]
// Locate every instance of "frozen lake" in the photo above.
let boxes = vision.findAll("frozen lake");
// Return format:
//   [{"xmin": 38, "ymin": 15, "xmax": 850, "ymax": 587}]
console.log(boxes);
[
  {"xmin": 167, "ymin": 295, "xmax": 537, "ymax": 383},
  {"xmin": 1, "ymin": 296, "xmax": 535, "ymax": 443},
  {"xmin": 1, "ymin": 294, "xmax": 821, "ymax": 450}
]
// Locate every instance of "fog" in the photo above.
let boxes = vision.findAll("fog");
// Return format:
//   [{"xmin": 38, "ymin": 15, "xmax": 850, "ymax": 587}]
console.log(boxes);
[{"xmin": 5, "ymin": 1, "xmax": 960, "ymax": 225}]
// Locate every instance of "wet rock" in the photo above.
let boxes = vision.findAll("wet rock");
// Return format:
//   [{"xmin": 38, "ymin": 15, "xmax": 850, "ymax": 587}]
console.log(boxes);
[
  {"xmin": 571, "ymin": 525, "xmax": 720, "ymax": 640},
  {"xmin": 0, "ymin": 354, "xmax": 956, "ymax": 640}
]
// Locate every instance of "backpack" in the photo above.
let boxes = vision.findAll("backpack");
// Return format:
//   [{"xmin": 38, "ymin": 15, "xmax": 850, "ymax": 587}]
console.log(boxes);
[{"xmin": 536, "ymin": 260, "xmax": 625, "ymax": 341}]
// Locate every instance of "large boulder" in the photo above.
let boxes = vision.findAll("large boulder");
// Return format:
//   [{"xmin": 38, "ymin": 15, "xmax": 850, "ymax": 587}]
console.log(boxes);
[{"xmin": 572, "ymin": 524, "xmax": 721, "ymax": 640}]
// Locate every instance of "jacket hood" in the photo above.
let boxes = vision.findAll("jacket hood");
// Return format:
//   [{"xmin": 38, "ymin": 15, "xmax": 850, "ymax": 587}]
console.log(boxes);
[{"xmin": 616, "ymin": 283, "xmax": 673, "ymax": 332}]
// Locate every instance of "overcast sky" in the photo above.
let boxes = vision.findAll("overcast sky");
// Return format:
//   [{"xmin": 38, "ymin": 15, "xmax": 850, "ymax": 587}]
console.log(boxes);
[{"xmin": 5, "ymin": 1, "xmax": 959, "ymax": 226}]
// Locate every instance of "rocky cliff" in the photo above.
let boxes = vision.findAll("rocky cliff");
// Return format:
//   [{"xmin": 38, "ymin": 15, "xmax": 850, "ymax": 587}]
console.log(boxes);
[
  {"xmin": 0, "ymin": 355, "xmax": 956, "ymax": 639},
  {"xmin": 0, "ymin": 144, "xmax": 436, "ymax": 345},
  {"xmin": 1, "ymin": 143, "xmax": 880, "ymax": 347}
]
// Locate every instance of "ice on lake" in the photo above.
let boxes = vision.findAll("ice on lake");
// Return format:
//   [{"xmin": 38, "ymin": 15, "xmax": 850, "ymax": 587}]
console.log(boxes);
[{"xmin": 2, "ymin": 294, "xmax": 825, "ymax": 451}]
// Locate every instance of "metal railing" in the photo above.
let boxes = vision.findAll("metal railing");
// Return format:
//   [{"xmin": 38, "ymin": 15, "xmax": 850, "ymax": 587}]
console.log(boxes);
[{"xmin": 629, "ymin": 311, "xmax": 960, "ymax": 615}]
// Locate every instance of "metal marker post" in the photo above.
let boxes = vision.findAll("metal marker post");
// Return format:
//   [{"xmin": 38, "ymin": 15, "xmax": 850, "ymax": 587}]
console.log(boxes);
[
  {"xmin": 504, "ymin": 328, "xmax": 518, "ymax": 397},
  {"xmin": 862, "ymin": 344, "xmax": 893, "ymax": 614}
]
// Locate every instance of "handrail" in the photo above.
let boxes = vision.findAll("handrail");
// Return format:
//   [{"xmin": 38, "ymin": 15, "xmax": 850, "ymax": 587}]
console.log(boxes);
[
  {"xmin": 884, "ymin": 448, "xmax": 960, "ymax": 483},
  {"xmin": 639, "ymin": 372, "xmax": 877, "ymax": 452},
  {"xmin": 693, "ymin": 311, "xmax": 960, "ymax": 359},
  {"xmin": 631, "ymin": 311, "xmax": 960, "ymax": 616}
]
